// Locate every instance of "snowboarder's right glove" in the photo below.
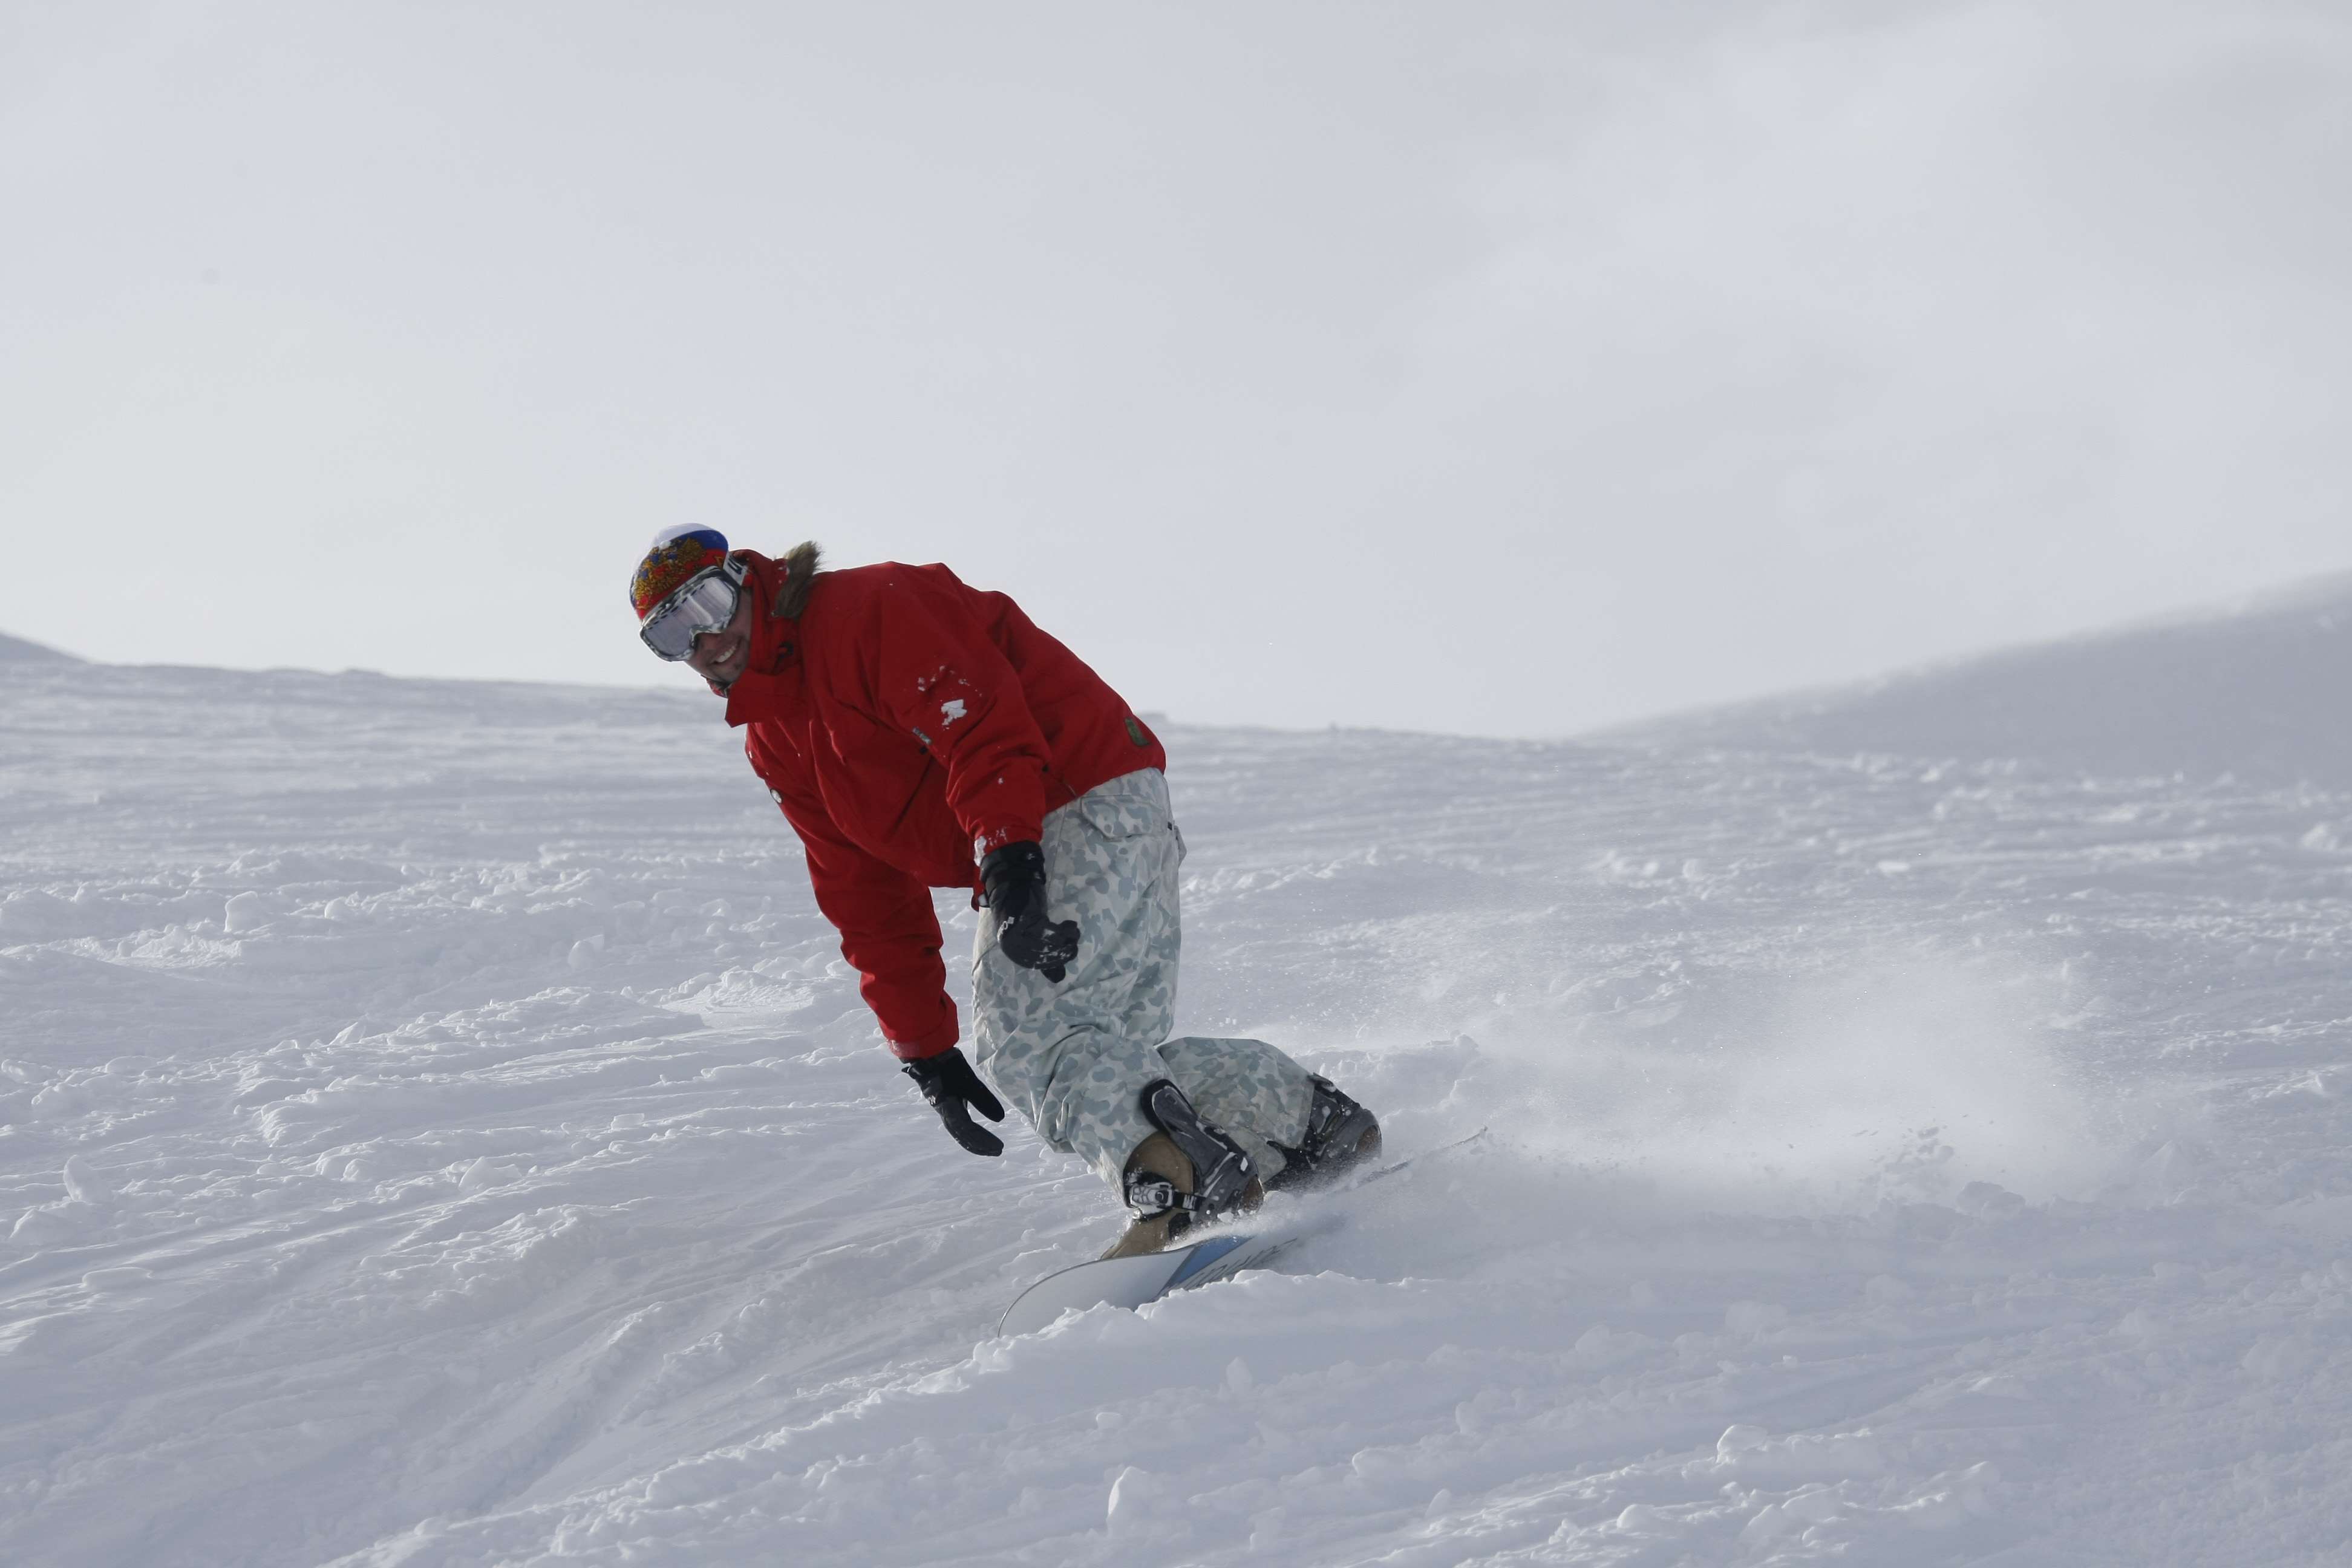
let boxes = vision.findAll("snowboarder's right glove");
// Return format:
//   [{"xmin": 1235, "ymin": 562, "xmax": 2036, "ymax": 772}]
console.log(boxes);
[
  {"xmin": 902, "ymin": 1047, "xmax": 1007, "ymax": 1158},
  {"xmin": 979, "ymin": 840, "xmax": 1081, "ymax": 983}
]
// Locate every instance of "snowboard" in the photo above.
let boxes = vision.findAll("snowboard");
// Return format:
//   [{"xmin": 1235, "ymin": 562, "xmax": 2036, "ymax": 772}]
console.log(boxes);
[
  {"xmin": 996, "ymin": 1224, "xmax": 1327, "ymax": 1338},
  {"xmin": 995, "ymin": 1128, "xmax": 1487, "ymax": 1338}
]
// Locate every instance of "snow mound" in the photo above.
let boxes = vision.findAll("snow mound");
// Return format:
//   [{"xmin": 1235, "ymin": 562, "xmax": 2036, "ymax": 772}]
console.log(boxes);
[
  {"xmin": 1626, "ymin": 570, "xmax": 2352, "ymax": 786},
  {"xmin": 0, "ymin": 629, "xmax": 80, "ymax": 664}
]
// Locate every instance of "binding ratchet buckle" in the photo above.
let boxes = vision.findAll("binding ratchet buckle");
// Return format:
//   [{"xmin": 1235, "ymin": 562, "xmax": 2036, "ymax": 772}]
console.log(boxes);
[{"xmin": 1123, "ymin": 1170, "xmax": 1218, "ymax": 1220}]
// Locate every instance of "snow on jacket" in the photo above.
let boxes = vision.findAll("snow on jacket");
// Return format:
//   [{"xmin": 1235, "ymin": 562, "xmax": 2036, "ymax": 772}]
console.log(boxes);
[{"xmin": 720, "ymin": 550, "xmax": 1166, "ymax": 1060}]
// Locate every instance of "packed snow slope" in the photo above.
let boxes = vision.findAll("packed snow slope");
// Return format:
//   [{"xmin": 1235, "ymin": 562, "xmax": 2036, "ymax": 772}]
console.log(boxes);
[
  {"xmin": 5, "ymin": 577, "xmax": 2352, "ymax": 1567},
  {"xmin": 0, "ymin": 632, "xmax": 79, "ymax": 667},
  {"xmin": 1636, "ymin": 569, "xmax": 2352, "ymax": 789}
]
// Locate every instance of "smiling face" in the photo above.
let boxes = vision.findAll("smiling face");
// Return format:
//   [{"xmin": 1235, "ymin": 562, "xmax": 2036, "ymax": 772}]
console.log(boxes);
[{"xmin": 682, "ymin": 578, "xmax": 757, "ymax": 688}]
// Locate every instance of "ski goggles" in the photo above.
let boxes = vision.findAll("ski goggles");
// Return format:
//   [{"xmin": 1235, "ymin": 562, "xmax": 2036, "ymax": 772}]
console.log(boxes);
[{"xmin": 637, "ymin": 554, "xmax": 749, "ymax": 661}]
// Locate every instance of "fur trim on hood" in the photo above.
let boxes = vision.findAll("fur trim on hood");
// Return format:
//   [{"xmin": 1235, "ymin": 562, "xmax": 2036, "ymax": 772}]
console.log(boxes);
[{"xmin": 773, "ymin": 541, "xmax": 822, "ymax": 620}]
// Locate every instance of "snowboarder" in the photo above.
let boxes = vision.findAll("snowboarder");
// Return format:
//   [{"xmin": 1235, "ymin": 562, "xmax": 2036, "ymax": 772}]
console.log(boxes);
[{"xmin": 627, "ymin": 528, "xmax": 1381, "ymax": 1255}]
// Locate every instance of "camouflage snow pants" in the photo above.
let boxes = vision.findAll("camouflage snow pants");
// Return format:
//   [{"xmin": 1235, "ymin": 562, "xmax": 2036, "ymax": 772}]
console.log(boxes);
[{"xmin": 970, "ymin": 768, "xmax": 1318, "ymax": 1192}]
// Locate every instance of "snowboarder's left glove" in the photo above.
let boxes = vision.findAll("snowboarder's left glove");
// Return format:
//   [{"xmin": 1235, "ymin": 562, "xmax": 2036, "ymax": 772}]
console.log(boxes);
[
  {"xmin": 979, "ymin": 840, "xmax": 1080, "ymax": 982},
  {"xmin": 903, "ymin": 1047, "xmax": 1007, "ymax": 1157}
]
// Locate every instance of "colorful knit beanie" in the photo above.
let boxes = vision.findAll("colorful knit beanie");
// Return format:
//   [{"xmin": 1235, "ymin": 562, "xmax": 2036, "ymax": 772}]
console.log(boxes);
[{"xmin": 629, "ymin": 526, "xmax": 730, "ymax": 622}]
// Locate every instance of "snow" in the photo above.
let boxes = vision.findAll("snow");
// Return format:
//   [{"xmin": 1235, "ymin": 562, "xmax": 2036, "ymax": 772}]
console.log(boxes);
[
  {"xmin": 7, "ymin": 579, "xmax": 2352, "ymax": 1565},
  {"xmin": 1630, "ymin": 568, "xmax": 2352, "ymax": 789},
  {"xmin": 0, "ymin": 632, "xmax": 77, "ymax": 667}
]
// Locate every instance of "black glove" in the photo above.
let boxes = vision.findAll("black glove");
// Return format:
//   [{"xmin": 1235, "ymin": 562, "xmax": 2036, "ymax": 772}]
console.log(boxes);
[
  {"xmin": 979, "ymin": 840, "xmax": 1081, "ymax": 982},
  {"xmin": 902, "ymin": 1047, "xmax": 1007, "ymax": 1157}
]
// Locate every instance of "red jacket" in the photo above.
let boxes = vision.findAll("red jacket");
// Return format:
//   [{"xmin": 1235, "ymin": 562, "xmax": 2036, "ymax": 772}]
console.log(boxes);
[{"xmin": 722, "ymin": 553, "xmax": 1166, "ymax": 1059}]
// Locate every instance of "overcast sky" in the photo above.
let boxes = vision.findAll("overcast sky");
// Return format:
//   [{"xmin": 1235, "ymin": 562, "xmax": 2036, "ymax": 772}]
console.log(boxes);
[{"xmin": 4, "ymin": 1, "xmax": 2347, "ymax": 736}]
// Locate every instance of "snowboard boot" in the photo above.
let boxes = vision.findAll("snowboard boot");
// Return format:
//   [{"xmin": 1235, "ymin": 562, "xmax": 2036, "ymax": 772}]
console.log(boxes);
[
  {"xmin": 1264, "ymin": 1076, "xmax": 1382, "ymax": 1194},
  {"xmin": 1100, "ymin": 1080, "xmax": 1264, "ymax": 1259}
]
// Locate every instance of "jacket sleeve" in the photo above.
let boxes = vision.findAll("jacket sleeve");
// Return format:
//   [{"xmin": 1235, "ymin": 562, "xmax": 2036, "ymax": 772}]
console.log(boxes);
[
  {"xmin": 857, "ymin": 574, "xmax": 1054, "ymax": 861},
  {"xmin": 745, "ymin": 733, "xmax": 958, "ymax": 1059}
]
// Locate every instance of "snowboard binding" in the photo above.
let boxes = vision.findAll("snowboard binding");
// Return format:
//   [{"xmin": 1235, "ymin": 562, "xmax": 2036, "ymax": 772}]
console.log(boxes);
[
  {"xmin": 1264, "ymin": 1075, "xmax": 1382, "ymax": 1193},
  {"xmin": 1132, "ymin": 1078, "xmax": 1257, "ymax": 1220},
  {"xmin": 1105, "ymin": 1080, "xmax": 1261, "ymax": 1258}
]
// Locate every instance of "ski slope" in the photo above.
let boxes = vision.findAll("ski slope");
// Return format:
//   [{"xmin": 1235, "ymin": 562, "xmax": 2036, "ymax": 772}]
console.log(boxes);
[{"xmin": 5, "ymin": 581, "xmax": 2352, "ymax": 1566}]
